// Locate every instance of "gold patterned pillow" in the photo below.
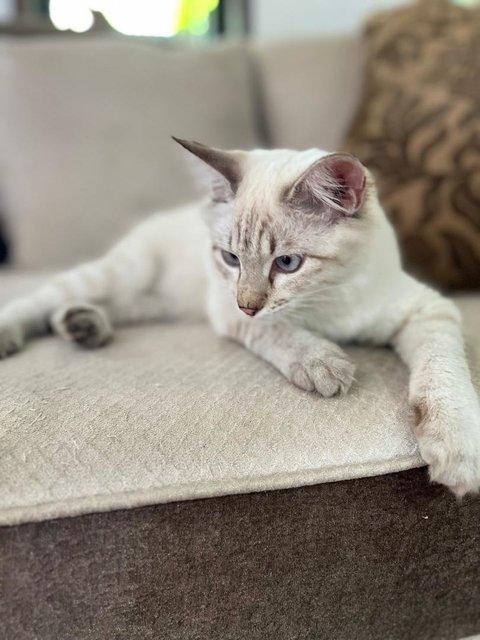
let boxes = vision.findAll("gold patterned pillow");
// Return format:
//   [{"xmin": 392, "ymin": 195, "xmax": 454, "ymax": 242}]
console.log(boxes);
[{"xmin": 345, "ymin": 0, "xmax": 480, "ymax": 290}]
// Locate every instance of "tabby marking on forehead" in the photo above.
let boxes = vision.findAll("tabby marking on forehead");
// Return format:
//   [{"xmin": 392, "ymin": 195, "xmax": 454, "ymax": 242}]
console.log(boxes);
[
  {"xmin": 269, "ymin": 234, "xmax": 277, "ymax": 255},
  {"xmin": 243, "ymin": 208, "xmax": 259, "ymax": 251},
  {"xmin": 234, "ymin": 207, "xmax": 277, "ymax": 256},
  {"xmin": 257, "ymin": 218, "xmax": 267, "ymax": 243}
]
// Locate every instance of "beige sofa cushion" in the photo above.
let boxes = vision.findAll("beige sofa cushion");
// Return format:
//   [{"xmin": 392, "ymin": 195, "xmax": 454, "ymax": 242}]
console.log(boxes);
[
  {"xmin": 252, "ymin": 36, "xmax": 366, "ymax": 151},
  {"xmin": 2, "ymin": 274, "xmax": 478, "ymax": 527},
  {"xmin": 0, "ymin": 38, "xmax": 258, "ymax": 269}
]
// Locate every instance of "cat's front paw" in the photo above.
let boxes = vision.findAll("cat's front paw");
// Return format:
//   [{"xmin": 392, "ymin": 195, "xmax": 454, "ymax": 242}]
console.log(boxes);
[
  {"xmin": 414, "ymin": 401, "xmax": 480, "ymax": 497},
  {"xmin": 287, "ymin": 345, "xmax": 355, "ymax": 397},
  {"xmin": 0, "ymin": 323, "xmax": 24, "ymax": 359}
]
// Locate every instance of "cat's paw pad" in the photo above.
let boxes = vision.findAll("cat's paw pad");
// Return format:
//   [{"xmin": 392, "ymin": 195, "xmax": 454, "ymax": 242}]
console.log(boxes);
[
  {"xmin": 288, "ymin": 349, "xmax": 355, "ymax": 397},
  {"xmin": 0, "ymin": 324, "xmax": 24, "ymax": 359},
  {"xmin": 415, "ymin": 404, "xmax": 480, "ymax": 497},
  {"xmin": 60, "ymin": 306, "xmax": 112, "ymax": 349}
]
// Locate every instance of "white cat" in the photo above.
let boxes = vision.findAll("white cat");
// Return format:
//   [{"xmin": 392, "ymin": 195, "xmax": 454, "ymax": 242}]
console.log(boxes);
[{"xmin": 1, "ymin": 138, "xmax": 479, "ymax": 496}]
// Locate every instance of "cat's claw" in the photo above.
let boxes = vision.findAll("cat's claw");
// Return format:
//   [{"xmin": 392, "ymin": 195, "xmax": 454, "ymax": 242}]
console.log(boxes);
[{"xmin": 287, "ymin": 348, "xmax": 355, "ymax": 397}]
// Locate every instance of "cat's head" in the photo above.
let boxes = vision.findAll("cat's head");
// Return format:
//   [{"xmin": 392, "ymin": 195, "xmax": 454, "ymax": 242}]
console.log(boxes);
[{"xmin": 174, "ymin": 137, "xmax": 377, "ymax": 318}]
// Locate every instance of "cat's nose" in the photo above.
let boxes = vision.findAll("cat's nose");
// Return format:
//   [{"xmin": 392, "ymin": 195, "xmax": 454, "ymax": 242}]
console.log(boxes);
[{"xmin": 239, "ymin": 306, "xmax": 258, "ymax": 317}]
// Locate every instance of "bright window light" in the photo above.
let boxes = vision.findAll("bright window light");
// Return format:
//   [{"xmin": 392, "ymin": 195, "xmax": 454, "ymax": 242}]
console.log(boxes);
[
  {"xmin": 94, "ymin": 0, "xmax": 180, "ymax": 37},
  {"xmin": 50, "ymin": 0, "xmax": 94, "ymax": 33},
  {"xmin": 49, "ymin": 0, "xmax": 219, "ymax": 37}
]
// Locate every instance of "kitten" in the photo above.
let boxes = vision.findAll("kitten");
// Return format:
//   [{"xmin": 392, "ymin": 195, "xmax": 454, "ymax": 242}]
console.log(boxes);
[{"xmin": 0, "ymin": 138, "xmax": 479, "ymax": 496}]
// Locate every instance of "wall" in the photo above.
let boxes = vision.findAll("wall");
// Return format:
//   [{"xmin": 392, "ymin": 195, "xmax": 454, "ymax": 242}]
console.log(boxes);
[{"xmin": 250, "ymin": 0, "xmax": 410, "ymax": 39}]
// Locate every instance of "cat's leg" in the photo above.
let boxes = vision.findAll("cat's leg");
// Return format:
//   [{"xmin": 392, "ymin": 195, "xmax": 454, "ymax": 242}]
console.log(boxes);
[
  {"xmin": 50, "ymin": 294, "xmax": 172, "ymax": 350},
  {"xmin": 390, "ymin": 290, "xmax": 480, "ymax": 496},
  {"xmin": 0, "ymin": 246, "xmax": 158, "ymax": 357},
  {"xmin": 229, "ymin": 320, "xmax": 355, "ymax": 397},
  {"xmin": 50, "ymin": 303, "xmax": 113, "ymax": 349},
  {"xmin": 108, "ymin": 294, "xmax": 174, "ymax": 326}
]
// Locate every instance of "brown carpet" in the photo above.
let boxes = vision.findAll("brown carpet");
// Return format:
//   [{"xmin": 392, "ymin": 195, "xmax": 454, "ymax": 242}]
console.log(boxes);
[{"xmin": 2, "ymin": 467, "xmax": 480, "ymax": 640}]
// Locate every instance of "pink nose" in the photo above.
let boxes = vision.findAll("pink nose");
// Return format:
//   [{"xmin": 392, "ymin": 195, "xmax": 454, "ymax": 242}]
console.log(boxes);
[{"xmin": 239, "ymin": 306, "xmax": 258, "ymax": 317}]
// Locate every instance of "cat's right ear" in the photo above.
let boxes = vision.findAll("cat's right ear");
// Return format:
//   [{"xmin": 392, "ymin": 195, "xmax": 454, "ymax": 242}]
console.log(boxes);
[
  {"xmin": 172, "ymin": 137, "xmax": 244, "ymax": 203},
  {"xmin": 285, "ymin": 153, "xmax": 367, "ymax": 222}
]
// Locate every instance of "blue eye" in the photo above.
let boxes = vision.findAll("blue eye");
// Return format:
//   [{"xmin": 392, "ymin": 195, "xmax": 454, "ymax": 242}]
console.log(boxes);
[
  {"xmin": 221, "ymin": 250, "xmax": 240, "ymax": 267},
  {"xmin": 274, "ymin": 255, "xmax": 303, "ymax": 273}
]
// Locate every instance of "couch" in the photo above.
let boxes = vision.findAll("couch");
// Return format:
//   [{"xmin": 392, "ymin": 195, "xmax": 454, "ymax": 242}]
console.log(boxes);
[{"xmin": 1, "ymin": 34, "xmax": 479, "ymax": 640}]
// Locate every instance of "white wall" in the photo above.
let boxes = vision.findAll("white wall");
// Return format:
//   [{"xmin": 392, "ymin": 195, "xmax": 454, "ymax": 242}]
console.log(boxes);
[{"xmin": 250, "ymin": 0, "xmax": 410, "ymax": 39}]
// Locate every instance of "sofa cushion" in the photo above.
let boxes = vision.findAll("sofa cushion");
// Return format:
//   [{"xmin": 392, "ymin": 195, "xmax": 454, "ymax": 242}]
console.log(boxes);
[
  {"xmin": 4, "ymin": 469, "xmax": 480, "ymax": 640},
  {"xmin": 0, "ymin": 327, "xmax": 418, "ymax": 527},
  {"xmin": 0, "ymin": 37, "xmax": 259, "ymax": 269},
  {"xmin": 252, "ymin": 36, "xmax": 366, "ymax": 151},
  {"xmin": 1, "ymin": 273, "xmax": 477, "ymax": 527}
]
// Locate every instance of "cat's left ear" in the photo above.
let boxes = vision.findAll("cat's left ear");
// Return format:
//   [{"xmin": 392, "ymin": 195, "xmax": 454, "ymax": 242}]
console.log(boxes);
[
  {"xmin": 172, "ymin": 137, "xmax": 244, "ymax": 203},
  {"xmin": 285, "ymin": 153, "xmax": 367, "ymax": 220}
]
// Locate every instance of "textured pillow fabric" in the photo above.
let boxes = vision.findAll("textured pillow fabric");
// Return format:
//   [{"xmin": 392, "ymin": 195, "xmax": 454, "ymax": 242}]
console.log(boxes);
[
  {"xmin": 345, "ymin": 0, "xmax": 480, "ymax": 290},
  {"xmin": 0, "ymin": 38, "xmax": 258, "ymax": 269},
  {"xmin": 0, "ymin": 271, "xmax": 426, "ymax": 526}
]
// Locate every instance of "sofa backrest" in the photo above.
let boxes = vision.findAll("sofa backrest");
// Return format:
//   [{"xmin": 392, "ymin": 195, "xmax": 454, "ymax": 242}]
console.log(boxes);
[
  {"xmin": 252, "ymin": 36, "xmax": 366, "ymax": 151},
  {"xmin": 0, "ymin": 37, "xmax": 259, "ymax": 268},
  {"xmin": 0, "ymin": 35, "xmax": 365, "ymax": 269}
]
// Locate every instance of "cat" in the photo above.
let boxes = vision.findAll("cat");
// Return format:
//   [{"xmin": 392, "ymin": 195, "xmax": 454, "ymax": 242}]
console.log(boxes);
[{"xmin": 0, "ymin": 137, "xmax": 479, "ymax": 497}]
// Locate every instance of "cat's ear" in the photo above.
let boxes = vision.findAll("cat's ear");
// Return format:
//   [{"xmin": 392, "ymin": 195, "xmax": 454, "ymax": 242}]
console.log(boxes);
[
  {"xmin": 285, "ymin": 153, "xmax": 367, "ymax": 220},
  {"xmin": 172, "ymin": 137, "xmax": 244, "ymax": 203}
]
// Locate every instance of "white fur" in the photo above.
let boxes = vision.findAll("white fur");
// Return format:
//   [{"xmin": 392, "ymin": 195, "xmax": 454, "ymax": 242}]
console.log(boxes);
[{"xmin": 0, "ymin": 146, "xmax": 478, "ymax": 496}]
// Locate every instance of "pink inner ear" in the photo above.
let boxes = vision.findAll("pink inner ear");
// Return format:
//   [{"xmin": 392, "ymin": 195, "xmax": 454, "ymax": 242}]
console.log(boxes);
[
  {"xmin": 327, "ymin": 156, "xmax": 366, "ymax": 213},
  {"xmin": 287, "ymin": 153, "xmax": 367, "ymax": 220},
  {"xmin": 331, "ymin": 158, "xmax": 365, "ymax": 189}
]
